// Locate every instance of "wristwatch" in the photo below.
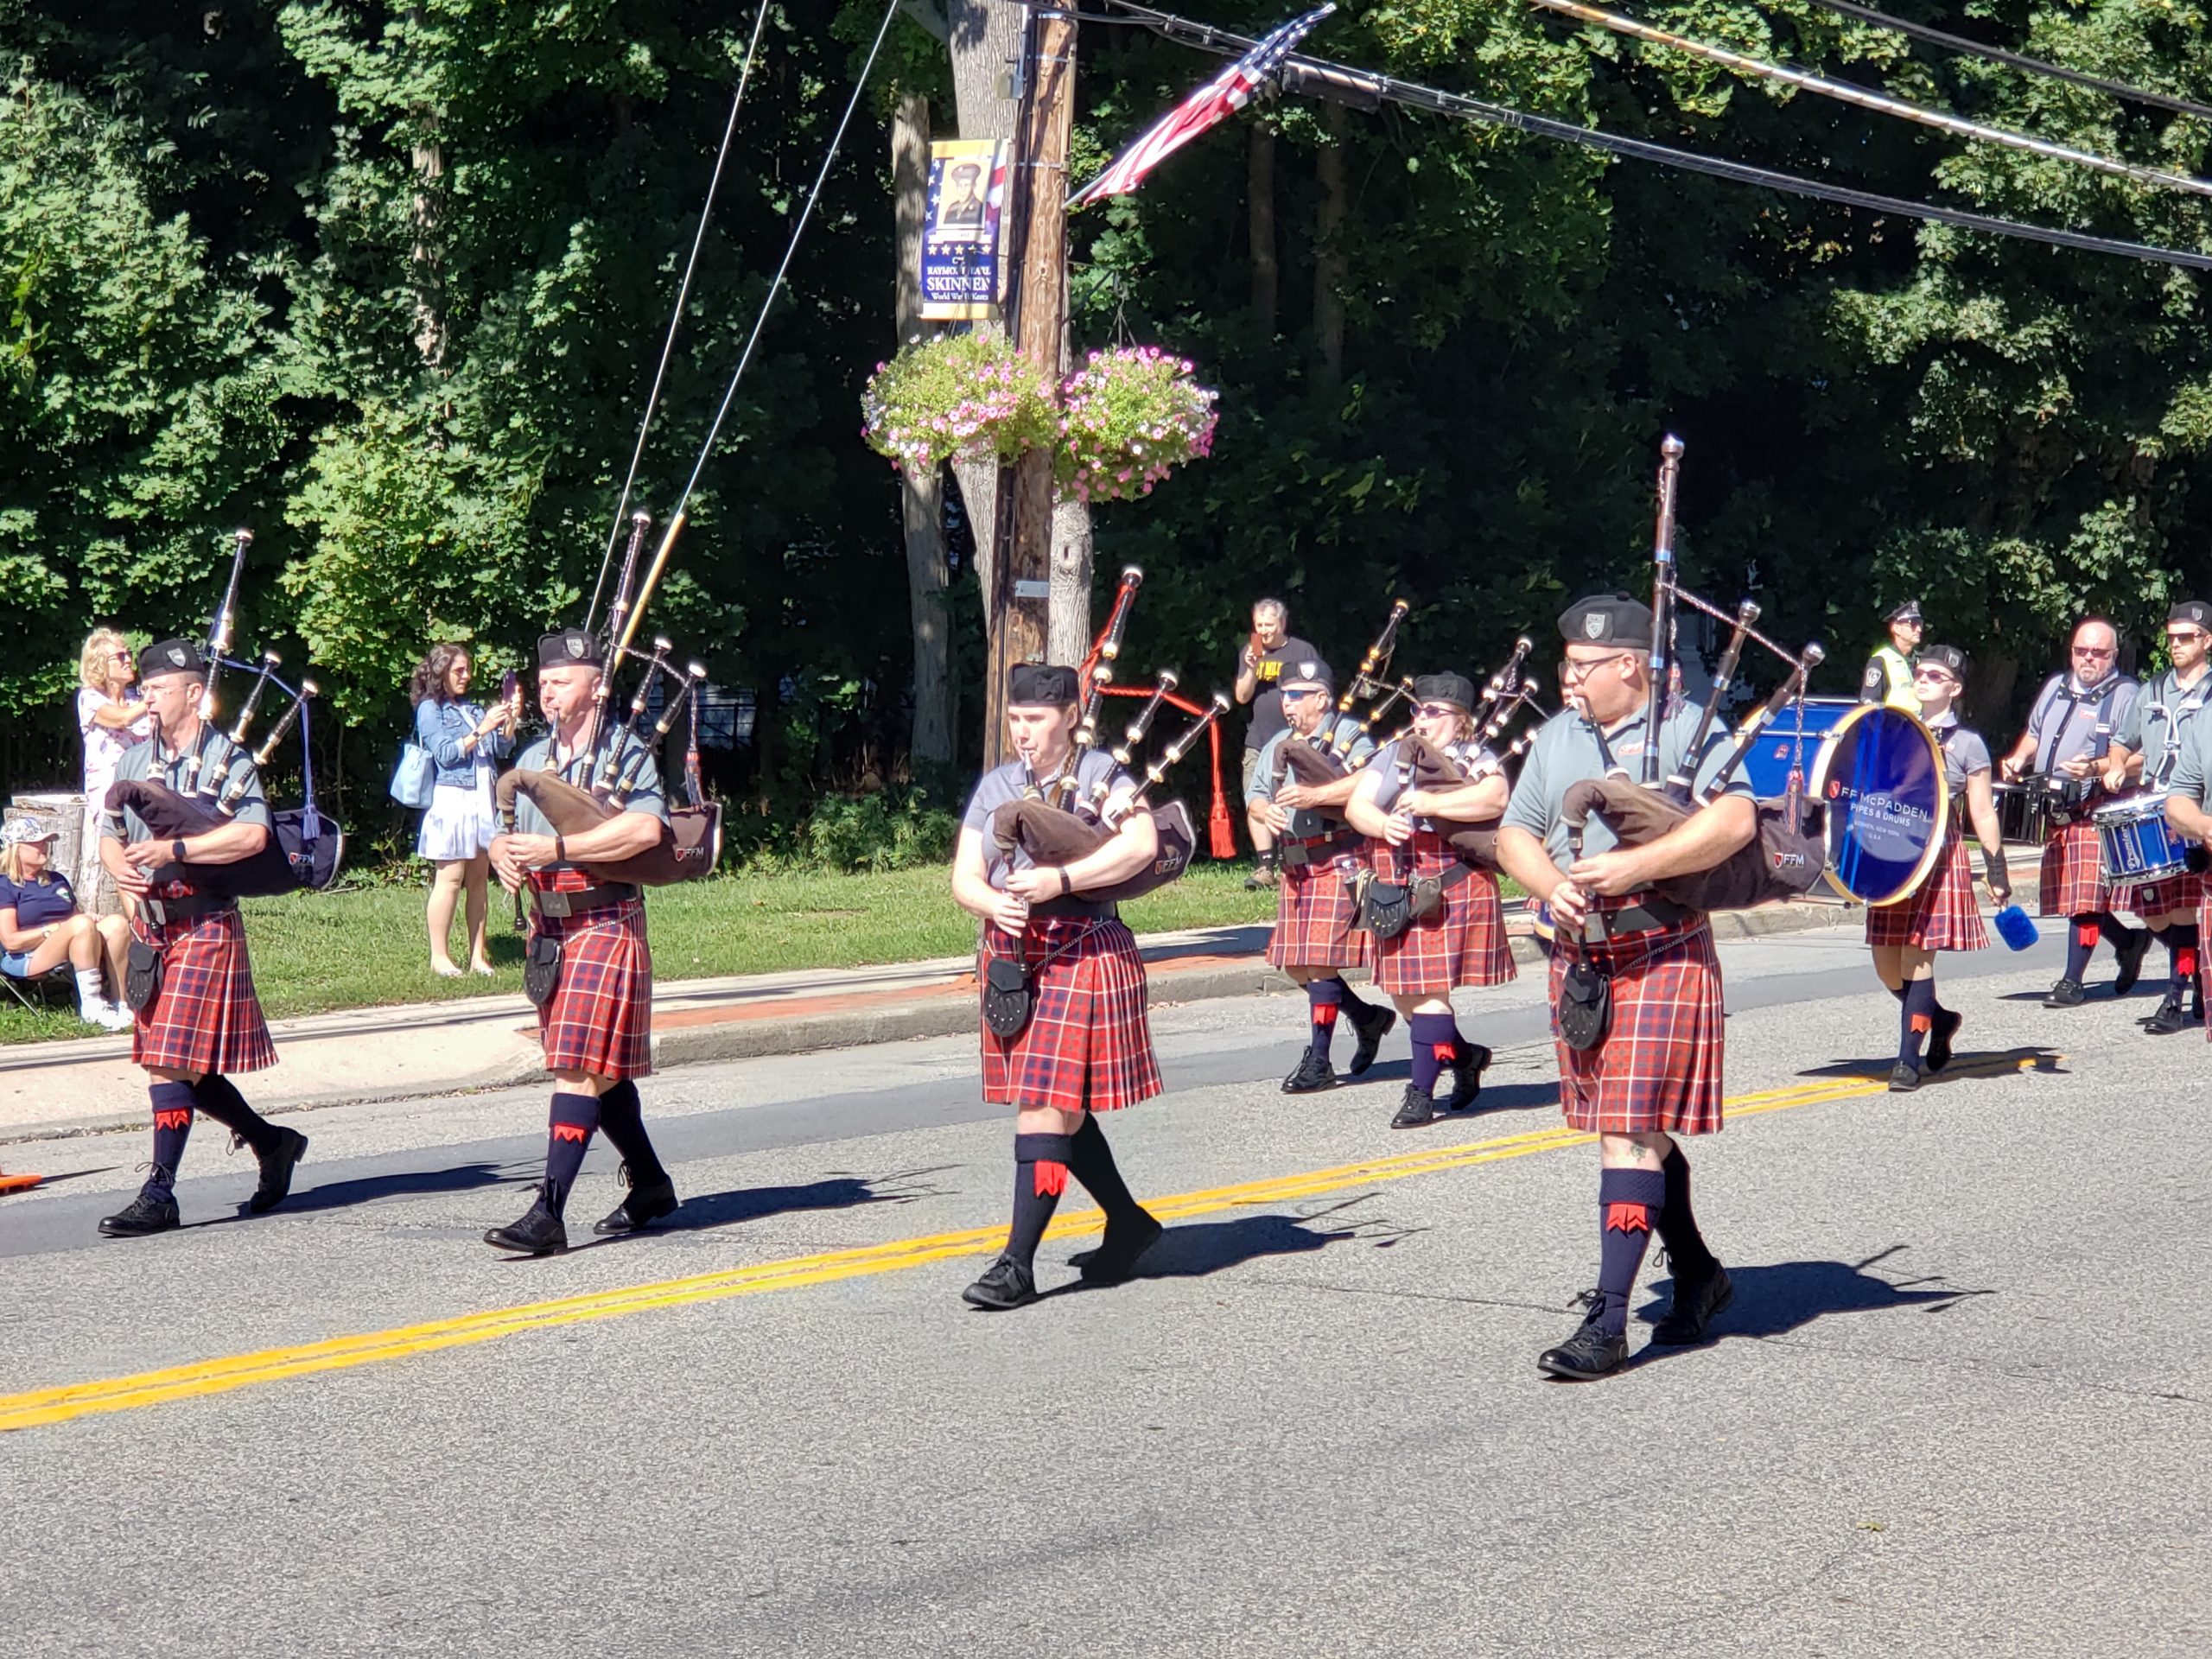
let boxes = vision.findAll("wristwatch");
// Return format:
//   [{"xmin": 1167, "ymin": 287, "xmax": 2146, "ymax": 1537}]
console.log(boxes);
[{"xmin": 171, "ymin": 838, "xmax": 188, "ymax": 863}]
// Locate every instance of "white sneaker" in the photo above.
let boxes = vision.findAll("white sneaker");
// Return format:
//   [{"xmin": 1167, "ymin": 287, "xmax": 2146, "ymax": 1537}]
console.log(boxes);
[{"xmin": 95, "ymin": 1004, "xmax": 135, "ymax": 1033}]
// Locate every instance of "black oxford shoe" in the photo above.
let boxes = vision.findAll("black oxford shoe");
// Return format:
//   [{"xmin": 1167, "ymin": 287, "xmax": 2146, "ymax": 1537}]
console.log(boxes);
[
  {"xmin": 594, "ymin": 1175, "xmax": 678, "ymax": 1236},
  {"xmin": 247, "ymin": 1127, "xmax": 308, "ymax": 1215},
  {"xmin": 961, "ymin": 1254, "xmax": 1038, "ymax": 1310},
  {"xmin": 485, "ymin": 1185, "xmax": 569, "ymax": 1255},
  {"xmin": 1651, "ymin": 1262, "xmax": 1732, "ymax": 1344},
  {"xmin": 1280, "ymin": 1050, "xmax": 1338, "ymax": 1095},
  {"xmin": 1537, "ymin": 1298, "xmax": 1627, "ymax": 1381},
  {"xmin": 1348, "ymin": 1005, "xmax": 1396, "ymax": 1077},
  {"xmin": 1446, "ymin": 1043, "xmax": 1491, "ymax": 1111},
  {"xmin": 99, "ymin": 1189, "xmax": 180, "ymax": 1239}
]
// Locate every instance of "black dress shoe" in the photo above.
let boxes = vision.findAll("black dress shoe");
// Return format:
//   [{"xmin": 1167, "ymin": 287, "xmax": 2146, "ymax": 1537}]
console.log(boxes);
[
  {"xmin": 1389, "ymin": 1084, "xmax": 1439, "ymax": 1130},
  {"xmin": 246, "ymin": 1127, "xmax": 308, "ymax": 1215},
  {"xmin": 2113, "ymin": 928, "xmax": 2151, "ymax": 995},
  {"xmin": 99, "ymin": 1188, "xmax": 180, "ymax": 1238},
  {"xmin": 1924, "ymin": 1007, "xmax": 1963, "ymax": 1072},
  {"xmin": 961, "ymin": 1253, "xmax": 1038, "ymax": 1310},
  {"xmin": 1537, "ymin": 1297, "xmax": 1627, "ymax": 1380},
  {"xmin": 1078, "ymin": 1209, "xmax": 1163, "ymax": 1285},
  {"xmin": 1347, "ymin": 1005, "xmax": 1396, "ymax": 1077},
  {"xmin": 485, "ymin": 1185, "xmax": 568, "ymax": 1255},
  {"xmin": 1281, "ymin": 1050, "xmax": 1338, "ymax": 1094},
  {"xmin": 1888, "ymin": 1061, "xmax": 1921, "ymax": 1092},
  {"xmin": 1651, "ymin": 1262, "xmax": 1732, "ymax": 1344},
  {"xmin": 2144, "ymin": 989, "xmax": 2190, "ymax": 1036},
  {"xmin": 1446, "ymin": 1043, "xmax": 1491, "ymax": 1111},
  {"xmin": 594, "ymin": 1173, "xmax": 678, "ymax": 1236},
  {"xmin": 2044, "ymin": 977, "xmax": 2086, "ymax": 1007}
]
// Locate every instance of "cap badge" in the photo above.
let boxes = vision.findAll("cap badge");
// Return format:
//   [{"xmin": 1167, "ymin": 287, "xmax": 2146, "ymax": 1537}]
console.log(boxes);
[
  {"xmin": 565, "ymin": 635, "xmax": 587, "ymax": 661},
  {"xmin": 166, "ymin": 645, "xmax": 187, "ymax": 666},
  {"xmin": 1583, "ymin": 613, "xmax": 1605, "ymax": 640}
]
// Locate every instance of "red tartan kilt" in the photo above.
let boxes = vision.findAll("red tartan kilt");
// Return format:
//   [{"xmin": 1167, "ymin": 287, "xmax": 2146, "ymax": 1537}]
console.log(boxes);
[
  {"xmin": 535, "ymin": 899, "xmax": 653, "ymax": 1079},
  {"xmin": 1551, "ymin": 905, "xmax": 1724, "ymax": 1136},
  {"xmin": 1268, "ymin": 851, "xmax": 1368, "ymax": 968},
  {"xmin": 981, "ymin": 915, "xmax": 1161, "ymax": 1113},
  {"xmin": 1371, "ymin": 830, "xmax": 1514, "ymax": 995},
  {"xmin": 1866, "ymin": 831, "xmax": 1988, "ymax": 951},
  {"xmin": 131, "ymin": 907, "xmax": 276, "ymax": 1075},
  {"xmin": 2038, "ymin": 819, "xmax": 2110, "ymax": 918},
  {"xmin": 2117, "ymin": 868, "xmax": 2205, "ymax": 918}
]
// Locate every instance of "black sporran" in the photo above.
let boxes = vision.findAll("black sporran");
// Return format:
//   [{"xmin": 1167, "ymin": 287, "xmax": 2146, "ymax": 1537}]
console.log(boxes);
[
  {"xmin": 124, "ymin": 938, "xmax": 162, "ymax": 1014},
  {"xmin": 1360, "ymin": 878, "xmax": 1414, "ymax": 941},
  {"xmin": 524, "ymin": 932, "xmax": 563, "ymax": 1007},
  {"xmin": 1557, "ymin": 957, "xmax": 1611, "ymax": 1052},
  {"xmin": 983, "ymin": 957, "xmax": 1033, "ymax": 1039}
]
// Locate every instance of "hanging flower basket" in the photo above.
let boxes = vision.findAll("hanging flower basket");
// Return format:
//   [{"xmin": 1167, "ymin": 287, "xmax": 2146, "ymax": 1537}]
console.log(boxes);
[
  {"xmin": 861, "ymin": 334, "xmax": 1058, "ymax": 474},
  {"xmin": 1056, "ymin": 346, "xmax": 1219, "ymax": 504}
]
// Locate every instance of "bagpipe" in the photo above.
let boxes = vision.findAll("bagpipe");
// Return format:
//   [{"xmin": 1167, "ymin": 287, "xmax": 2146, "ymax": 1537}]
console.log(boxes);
[
  {"xmin": 496, "ymin": 511, "xmax": 724, "ymax": 896},
  {"xmin": 988, "ymin": 568, "xmax": 1231, "ymax": 901},
  {"xmin": 1558, "ymin": 437, "xmax": 1840, "ymax": 912},
  {"xmin": 108, "ymin": 529, "xmax": 344, "ymax": 899}
]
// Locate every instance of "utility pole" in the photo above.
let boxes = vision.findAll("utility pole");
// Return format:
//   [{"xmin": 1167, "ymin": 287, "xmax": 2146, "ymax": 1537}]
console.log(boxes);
[{"xmin": 983, "ymin": 4, "xmax": 1077, "ymax": 766}]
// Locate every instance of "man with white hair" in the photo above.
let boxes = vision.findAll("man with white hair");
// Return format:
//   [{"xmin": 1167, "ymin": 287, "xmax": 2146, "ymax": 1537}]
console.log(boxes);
[{"xmin": 1234, "ymin": 597, "xmax": 1316, "ymax": 889}]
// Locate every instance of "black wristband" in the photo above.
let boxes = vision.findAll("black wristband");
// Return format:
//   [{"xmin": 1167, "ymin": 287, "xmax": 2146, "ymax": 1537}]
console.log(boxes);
[
  {"xmin": 554, "ymin": 834, "xmax": 567, "ymax": 865},
  {"xmin": 171, "ymin": 839, "xmax": 187, "ymax": 863},
  {"xmin": 1058, "ymin": 867, "xmax": 1072, "ymax": 896}
]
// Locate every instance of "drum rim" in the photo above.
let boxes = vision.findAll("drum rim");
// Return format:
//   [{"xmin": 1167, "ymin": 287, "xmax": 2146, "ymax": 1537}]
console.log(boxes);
[{"xmin": 1808, "ymin": 702, "xmax": 1952, "ymax": 908}]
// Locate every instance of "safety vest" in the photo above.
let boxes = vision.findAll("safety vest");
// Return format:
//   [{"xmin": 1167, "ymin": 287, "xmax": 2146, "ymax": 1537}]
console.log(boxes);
[{"xmin": 1860, "ymin": 644, "xmax": 1917, "ymax": 712}]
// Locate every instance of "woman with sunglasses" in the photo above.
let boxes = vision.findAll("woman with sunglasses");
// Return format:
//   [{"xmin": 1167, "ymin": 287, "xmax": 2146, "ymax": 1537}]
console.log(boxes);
[
  {"xmin": 1344, "ymin": 672, "xmax": 1515, "ymax": 1130},
  {"xmin": 2101, "ymin": 600, "xmax": 2212, "ymax": 1033},
  {"xmin": 75, "ymin": 627, "xmax": 150, "ymax": 912},
  {"xmin": 1870, "ymin": 646, "xmax": 2008, "ymax": 1091}
]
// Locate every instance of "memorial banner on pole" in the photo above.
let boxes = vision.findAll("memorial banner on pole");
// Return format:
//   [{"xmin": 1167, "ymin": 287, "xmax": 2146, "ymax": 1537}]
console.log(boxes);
[{"xmin": 919, "ymin": 140, "xmax": 1006, "ymax": 320}]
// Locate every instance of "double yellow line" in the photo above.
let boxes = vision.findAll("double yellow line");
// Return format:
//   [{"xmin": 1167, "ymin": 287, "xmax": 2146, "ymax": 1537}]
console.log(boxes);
[{"xmin": 0, "ymin": 1058, "xmax": 2030, "ymax": 1434}]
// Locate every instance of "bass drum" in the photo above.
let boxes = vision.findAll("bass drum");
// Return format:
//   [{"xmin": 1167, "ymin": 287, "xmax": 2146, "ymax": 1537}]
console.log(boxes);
[{"xmin": 1809, "ymin": 703, "xmax": 1950, "ymax": 906}]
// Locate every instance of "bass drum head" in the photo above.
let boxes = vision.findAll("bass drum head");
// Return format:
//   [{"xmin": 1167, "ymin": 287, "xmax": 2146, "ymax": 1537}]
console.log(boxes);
[{"xmin": 1809, "ymin": 704, "xmax": 1950, "ymax": 907}]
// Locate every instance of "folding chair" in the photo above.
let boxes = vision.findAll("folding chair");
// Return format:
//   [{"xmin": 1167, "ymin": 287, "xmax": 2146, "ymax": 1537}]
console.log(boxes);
[{"xmin": 0, "ymin": 957, "xmax": 78, "ymax": 1014}]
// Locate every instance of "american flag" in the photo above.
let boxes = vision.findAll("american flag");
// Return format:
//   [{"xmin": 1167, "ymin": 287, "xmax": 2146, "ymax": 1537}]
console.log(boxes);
[{"xmin": 1068, "ymin": 5, "xmax": 1337, "ymax": 208}]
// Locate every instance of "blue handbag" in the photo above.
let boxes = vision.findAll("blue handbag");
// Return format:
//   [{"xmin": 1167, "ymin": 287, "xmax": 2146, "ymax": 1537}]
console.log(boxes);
[{"xmin": 389, "ymin": 741, "xmax": 436, "ymax": 809}]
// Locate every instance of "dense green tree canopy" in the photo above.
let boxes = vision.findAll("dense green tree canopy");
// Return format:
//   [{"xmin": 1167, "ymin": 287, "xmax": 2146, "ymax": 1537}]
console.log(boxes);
[{"xmin": 8, "ymin": 0, "xmax": 2212, "ymax": 821}]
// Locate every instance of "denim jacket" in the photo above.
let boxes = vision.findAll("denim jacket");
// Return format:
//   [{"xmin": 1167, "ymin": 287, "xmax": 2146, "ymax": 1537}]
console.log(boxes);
[{"xmin": 415, "ymin": 698, "xmax": 512, "ymax": 788}]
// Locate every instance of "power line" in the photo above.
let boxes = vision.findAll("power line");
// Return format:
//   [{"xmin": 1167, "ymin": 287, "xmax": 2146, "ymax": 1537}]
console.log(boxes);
[{"xmin": 1091, "ymin": 0, "xmax": 2212, "ymax": 275}]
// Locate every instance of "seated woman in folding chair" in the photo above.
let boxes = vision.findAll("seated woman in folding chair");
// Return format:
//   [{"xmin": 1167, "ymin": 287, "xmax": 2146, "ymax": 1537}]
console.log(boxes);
[{"xmin": 0, "ymin": 820, "xmax": 132, "ymax": 1029}]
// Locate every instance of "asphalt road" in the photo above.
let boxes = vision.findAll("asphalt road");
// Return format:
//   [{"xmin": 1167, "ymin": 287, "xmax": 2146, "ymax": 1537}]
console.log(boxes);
[{"xmin": 0, "ymin": 921, "xmax": 2203, "ymax": 1656}]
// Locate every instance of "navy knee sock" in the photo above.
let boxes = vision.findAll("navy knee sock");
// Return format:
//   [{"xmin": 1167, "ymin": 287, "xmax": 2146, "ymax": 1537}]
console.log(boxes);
[
  {"xmin": 1007, "ymin": 1132, "xmax": 1072, "ymax": 1269},
  {"xmin": 146, "ymin": 1080, "xmax": 195, "ymax": 1198},
  {"xmin": 543, "ymin": 1090, "xmax": 601, "ymax": 1215},
  {"xmin": 1306, "ymin": 977, "xmax": 1344, "ymax": 1059},
  {"xmin": 2065, "ymin": 917, "xmax": 2100, "ymax": 982},
  {"xmin": 191, "ymin": 1073, "xmax": 276, "ymax": 1154},
  {"xmin": 1899, "ymin": 978, "xmax": 1939, "ymax": 1066},
  {"xmin": 1065, "ymin": 1113, "xmax": 1141, "ymax": 1224},
  {"xmin": 1408, "ymin": 1012, "xmax": 1458, "ymax": 1095},
  {"xmin": 1657, "ymin": 1146, "xmax": 1715, "ymax": 1281},
  {"xmin": 2169, "ymin": 925, "xmax": 2200, "ymax": 995},
  {"xmin": 1596, "ymin": 1168, "xmax": 1668, "ymax": 1340},
  {"xmin": 597, "ymin": 1079, "xmax": 666, "ymax": 1186}
]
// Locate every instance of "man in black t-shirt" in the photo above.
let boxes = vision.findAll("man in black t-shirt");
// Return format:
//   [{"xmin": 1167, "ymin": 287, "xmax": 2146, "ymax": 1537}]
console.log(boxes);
[{"xmin": 1235, "ymin": 597, "xmax": 1319, "ymax": 887}]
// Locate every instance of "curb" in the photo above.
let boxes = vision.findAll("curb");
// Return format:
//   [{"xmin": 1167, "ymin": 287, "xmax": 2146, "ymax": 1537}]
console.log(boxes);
[{"xmin": 0, "ymin": 899, "xmax": 1857, "ymax": 1145}]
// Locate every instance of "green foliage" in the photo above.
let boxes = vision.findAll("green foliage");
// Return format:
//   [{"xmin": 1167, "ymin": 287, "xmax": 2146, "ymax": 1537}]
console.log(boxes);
[{"xmin": 790, "ymin": 787, "xmax": 959, "ymax": 873}]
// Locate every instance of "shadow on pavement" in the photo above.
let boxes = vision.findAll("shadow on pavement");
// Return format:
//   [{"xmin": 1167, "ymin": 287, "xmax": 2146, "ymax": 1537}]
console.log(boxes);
[
  {"xmin": 1795, "ymin": 1046, "xmax": 2064, "ymax": 1084},
  {"xmin": 658, "ymin": 1166, "xmax": 953, "ymax": 1234},
  {"xmin": 1636, "ymin": 1243, "xmax": 1990, "ymax": 1359},
  {"xmin": 275, "ymin": 1160, "xmax": 518, "ymax": 1217}
]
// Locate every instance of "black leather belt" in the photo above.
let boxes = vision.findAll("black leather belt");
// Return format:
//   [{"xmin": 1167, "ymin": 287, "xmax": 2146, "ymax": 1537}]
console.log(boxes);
[
  {"xmin": 1574, "ymin": 894, "xmax": 1692, "ymax": 944},
  {"xmin": 154, "ymin": 893, "xmax": 238, "ymax": 924},
  {"xmin": 1281, "ymin": 830, "xmax": 1358, "ymax": 867},
  {"xmin": 1031, "ymin": 895, "xmax": 1117, "ymax": 920},
  {"xmin": 533, "ymin": 881, "xmax": 639, "ymax": 918}
]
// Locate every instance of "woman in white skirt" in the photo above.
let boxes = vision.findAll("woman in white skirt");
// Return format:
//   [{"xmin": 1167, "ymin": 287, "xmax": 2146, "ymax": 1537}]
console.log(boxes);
[
  {"xmin": 76, "ymin": 627, "xmax": 151, "ymax": 914},
  {"xmin": 410, "ymin": 644, "xmax": 516, "ymax": 976}
]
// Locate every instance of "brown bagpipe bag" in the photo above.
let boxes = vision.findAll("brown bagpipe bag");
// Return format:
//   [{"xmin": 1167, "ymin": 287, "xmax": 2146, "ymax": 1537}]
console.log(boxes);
[
  {"xmin": 1558, "ymin": 778, "xmax": 1825, "ymax": 912},
  {"xmin": 1393, "ymin": 734, "xmax": 1506, "ymax": 873},
  {"xmin": 495, "ymin": 769, "xmax": 722, "ymax": 886},
  {"xmin": 988, "ymin": 799, "xmax": 1196, "ymax": 903},
  {"xmin": 105, "ymin": 779, "xmax": 342, "ymax": 899}
]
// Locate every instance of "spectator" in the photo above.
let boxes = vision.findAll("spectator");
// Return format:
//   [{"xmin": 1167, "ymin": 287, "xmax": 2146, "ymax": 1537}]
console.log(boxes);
[
  {"xmin": 77, "ymin": 626, "xmax": 151, "ymax": 911},
  {"xmin": 1233, "ymin": 597, "xmax": 1318, "ymax": 888},
  {"xmin": 410, "ymin": 644, "xmax": 517, "ymax": 976},
  {"xmin": 1, "ymin": 820, "xmax": 132, "ymax": 1030}
]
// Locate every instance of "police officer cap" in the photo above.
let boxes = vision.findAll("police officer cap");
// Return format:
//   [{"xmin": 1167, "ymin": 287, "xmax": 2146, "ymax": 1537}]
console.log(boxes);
[
  {"xmin": 2170, "ymin": 599, "xmax": 2211, "ymax": 630},
  {"xmin": 1413, "ymin": 672, "xmax": 1476, "ymax": 711},
  {"xmin": 1008, "ymin": 662, "xmax": 1079, "ymax": 706},
  {"xmin": 137, "ymin": 638, "xmax": 207, "ymax": 681},
  {"xmin": 1557, "ymin": 593, "xmax": 1653, "ymax": 652},
  {"xmin": 1920, "ymin": 643, "xmax": 1968, "ymax": 681},
  {"xmin": 1885, "ymin": 598, "xmax": 1923, "ymax": 625},
  {"xmin": 1281, "ymin": 657, "xmax": 1335, "ymax": 695},
  {"xmin": 538, "ymin": 628, "xmax": 605, "ymax": 669}
]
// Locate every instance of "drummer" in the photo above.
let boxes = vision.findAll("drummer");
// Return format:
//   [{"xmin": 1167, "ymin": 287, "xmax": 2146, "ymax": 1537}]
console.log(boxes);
[
  {"xmin": 1998, "ymin": 617, "xmax": 2147, "ymax": 1007},
  {"xmin": 2102, "ymin": 600, "xmax": 2212, "ymax": 1034},
  {"xmin": 1866, "ymin": 645, "xmax": 2009, "ymax": 1091}
]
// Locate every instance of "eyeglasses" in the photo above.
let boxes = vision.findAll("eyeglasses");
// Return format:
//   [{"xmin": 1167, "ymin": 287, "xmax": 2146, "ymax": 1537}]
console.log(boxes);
[
  {"xmin": 2073, "ymin": 645, "xmax": 2115, "ymax": 658},
  {"xmin": 1560, "ymin": 653, "xmax": 1632, "ymax": 683}
]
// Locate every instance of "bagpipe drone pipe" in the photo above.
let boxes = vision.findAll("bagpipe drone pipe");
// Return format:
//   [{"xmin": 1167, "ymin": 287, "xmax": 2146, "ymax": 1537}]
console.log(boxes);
[{"xmin": 1560, "ymin": 436, "xmax": 1832, "ymax": 912}]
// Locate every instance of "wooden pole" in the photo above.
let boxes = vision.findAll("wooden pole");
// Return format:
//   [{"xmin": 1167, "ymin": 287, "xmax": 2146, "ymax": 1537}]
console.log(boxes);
[{"xmin": 984, "ymin": 4, "xmax": 1077, "ymax": 768}]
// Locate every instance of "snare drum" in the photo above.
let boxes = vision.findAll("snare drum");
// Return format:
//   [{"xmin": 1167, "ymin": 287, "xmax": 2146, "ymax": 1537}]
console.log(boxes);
[
  {"xmin": 2091, "ymin": 791, "xmax": 2190, "ymax": 886},
  {"xmin": 1810, "ymin": 703, "xmax": 1950, "ymax": 906},
  {"xmin": 1991, "ymin": 781, "xmax": 2050, "ymax": 848}
]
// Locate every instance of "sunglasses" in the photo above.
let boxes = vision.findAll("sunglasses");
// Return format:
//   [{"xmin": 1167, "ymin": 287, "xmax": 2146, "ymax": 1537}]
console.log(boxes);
[
  {"xmin": 2073, "ymin": 645, "xmax": 2115, "ymax": 658},
  {"xmin": 1912, "ymin": 668, "xmax": 1956, "ymax": 683},
  {"xmin": 109, "ymin": 651, "xmax": 132, "ymax": 662},
  {"xmin": 2169, "ymin": 631, "xmax": 2207, "ymax": 645},
  {"xmin": 1560, "ymin": 654, "xmax": 1632, "ymax": 683},
  {"xmin": 1414, "ymin": 702, "xmax": 1466, "ymax": 719}
]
